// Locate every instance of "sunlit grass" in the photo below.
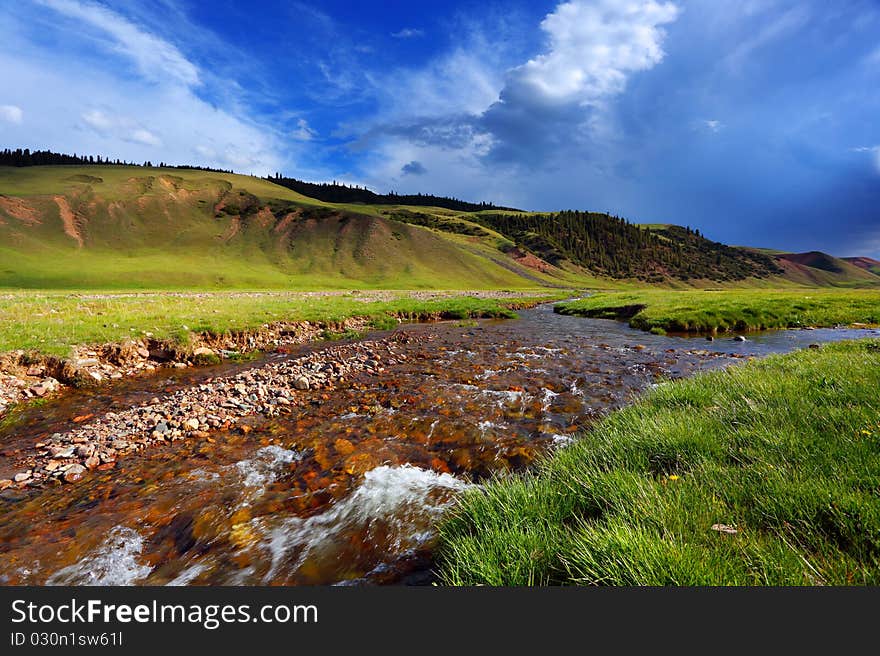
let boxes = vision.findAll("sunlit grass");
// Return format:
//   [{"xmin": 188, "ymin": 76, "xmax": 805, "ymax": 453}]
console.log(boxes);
[
  {"xmin": 438, "ymin": 339, "xmax": 880, "ymax": 585},
  {"xmin": 0, "ymin": 290, "xmax": 566, "ymax": 356},
  {"xmin": 555, "ymin": 289, "xmax": 880, "ymax": 333}
]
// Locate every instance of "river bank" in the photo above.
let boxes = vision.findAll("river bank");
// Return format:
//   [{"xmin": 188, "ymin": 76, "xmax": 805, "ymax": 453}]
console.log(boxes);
[
  {"xmin": 0, "ymin": 290, "xmax": 562, "ymax": 420},
  {"xmin": 437, "ymin": 337, "xmax": 880, "ymax": 585}
]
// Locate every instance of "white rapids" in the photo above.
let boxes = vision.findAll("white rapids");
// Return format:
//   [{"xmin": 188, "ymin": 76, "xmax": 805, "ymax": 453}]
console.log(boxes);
[
  {"xmin": 47, "ymin": 526, "xmax": 152, "ymax": 586},
  {"xmin": 246, "ymin": 464, "xmax": 471, "ymax": 583}
]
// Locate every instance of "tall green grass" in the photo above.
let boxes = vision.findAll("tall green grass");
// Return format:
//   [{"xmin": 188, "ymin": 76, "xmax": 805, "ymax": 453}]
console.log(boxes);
[{"xmin": 438, "ymin": 339, "xmax": 880, "ymax": 585}]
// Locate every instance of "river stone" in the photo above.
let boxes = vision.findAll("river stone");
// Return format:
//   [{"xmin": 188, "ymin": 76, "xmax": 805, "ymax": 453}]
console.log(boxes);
[
  {"xmin": 183, "ymin": 418, "xmax": 200, "ymax": 431},
  {"xmin": 50, "ymin": 446, "xmax": 75, "ymax": 458},
  {"xmin": 31, "ymin": 384, "xmax": 49, "ymax": 397},
  {"xmin": 193, "ymin": 347, "xmax": 215, "ymax": 357},
  {"xmin": 13, "ymin": 472, "xmax": 31, "ymax": 483},
  {"xmin": 734, "ymin": 335, "xmax": 747, "ymax": 342},
  {"xmin": 294, "ymin": 376, "xmax": 310, "ymax": 390},
  {"xmin": 63, "ymin": 464, "xmax": 87, "ymax": 483}
]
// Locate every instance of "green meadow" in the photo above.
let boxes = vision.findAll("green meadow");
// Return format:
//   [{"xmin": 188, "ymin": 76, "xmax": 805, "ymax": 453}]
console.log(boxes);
[
  {"xmin": 555, "ymin": 288, "xmax": 880, "ymax": 334},
  {"xmin": 0, "ymin": 290, "xmax": 565, "ymax": 357}
]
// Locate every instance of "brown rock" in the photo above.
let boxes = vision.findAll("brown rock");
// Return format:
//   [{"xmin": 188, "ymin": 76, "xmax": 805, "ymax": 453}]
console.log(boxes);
[{"xmin": 334, "ymin": 438, "xmax": 355, "ymax": 455}]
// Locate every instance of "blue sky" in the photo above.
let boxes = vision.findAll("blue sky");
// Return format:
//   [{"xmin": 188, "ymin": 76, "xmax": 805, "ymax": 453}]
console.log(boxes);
[{"xmin": 1, "ymin": 0, "xmax": 879, "ymax": 256}]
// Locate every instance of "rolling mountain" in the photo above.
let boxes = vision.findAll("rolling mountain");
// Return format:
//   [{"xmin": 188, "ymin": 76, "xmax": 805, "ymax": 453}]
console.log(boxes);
[
  {"xmin": 773, "ymin": 251, "xmax": 880, "ymax": 287},
  {"xmin": 0, "ymin": 163, "xmax": 876, "ymax": 290},
  {"xmin": 843, "ymin": 256, "xmax": 880, "ymax": 276}
]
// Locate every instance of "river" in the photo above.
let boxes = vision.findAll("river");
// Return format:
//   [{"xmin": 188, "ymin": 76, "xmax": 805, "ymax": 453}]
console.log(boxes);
[{"xmin": 0, "ymin": 304, "xmax": 872, "ymax": 585}]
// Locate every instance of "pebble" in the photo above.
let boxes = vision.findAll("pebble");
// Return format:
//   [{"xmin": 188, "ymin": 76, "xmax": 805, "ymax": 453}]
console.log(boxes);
[
  {"xmin": 0, "ymin": 316, "xmax": 374, "ymax": 425},
  {"xmin": 6, "ymin": 335, "xmax": 400, "ymax": 487}
]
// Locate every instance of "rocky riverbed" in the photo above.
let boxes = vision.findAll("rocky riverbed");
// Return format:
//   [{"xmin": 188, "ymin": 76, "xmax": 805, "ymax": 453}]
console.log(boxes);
[
  {"xmin": 0, "ymin": 333, "xmax": 409, "ymax": 490},
  {"xmin": 0, "ymin": 317, "xmax": 374, "ymax": 419}
]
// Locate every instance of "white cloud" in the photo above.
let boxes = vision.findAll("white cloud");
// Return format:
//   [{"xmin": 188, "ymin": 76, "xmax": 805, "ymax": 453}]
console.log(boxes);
[
  {"xmin": 81, "ymin": 109, "xmax": 114, "ymax": 133},
  {"xmin": 703, "ymin": 119, "xmax": 723, "ymax": 132},
  {"xmin": 290, "ymin": 118, "xmax": 317, "ymax": 141},
  {"xmin": 391, "ymin": 28, "xmax": 424, "ymax": 39},
  {"xmin": 80, "ymin": 109, "xmax": 161, "ymax": 147},
  {"xmin": 0, "ymin": 104, "xmax": 23, "ymax": 124},
  {"xmin": 1, "ymin": 2, "xmax": 283, "ymax": 175},
  {"xmin": 507, "ymin": 0, "xmax": 679, "ymax": 105},
  {"xmin": 128, "ymin": 128, "xmax": 161, "ymax": 146},
  {"xmin": 36, "ymin": 0, "xmax": 200, "ymax": 86},
  {"xmin": 358, "ymin": 0, "xmax": 681, "ymax": 199}
]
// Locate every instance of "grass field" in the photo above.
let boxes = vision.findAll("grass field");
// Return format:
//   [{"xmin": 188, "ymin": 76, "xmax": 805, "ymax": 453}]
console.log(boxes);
[
  {"xmin": 555, "ymin": 289, "xmax": 880, "ymax": 334},
  {"xmin": 438, "ymin": 339, "xmax": 880, "ymax": 585},
  {"xmin": 0, "ymin": 290, "xmax": 567, "ymax": 357}
]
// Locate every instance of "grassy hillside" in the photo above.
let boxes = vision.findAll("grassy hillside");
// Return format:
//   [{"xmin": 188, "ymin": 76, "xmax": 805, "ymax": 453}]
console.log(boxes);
[
  {"xmin": 2, "ymin": 165, "xmax": 878, "ymax": 290},
  {"xmin": 0, "ymin": 166, "xmax": 579, "ymax": 290},
  {"xmin": 438, "ymin": 339, "xmax": 880, "ymax": 585},
  {"xmin": 774, "ymin": 252, "xmax": 880, "ymax": 287},
  {"xmin": 844, "ymin": 256, "xmax": 880, "ymax": 276}
]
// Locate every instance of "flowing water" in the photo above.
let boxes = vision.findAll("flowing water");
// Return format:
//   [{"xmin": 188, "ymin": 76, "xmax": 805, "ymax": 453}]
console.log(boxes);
[{"xmin": 0, "ymin": 304, "xmax": 872, "ymax": 585}]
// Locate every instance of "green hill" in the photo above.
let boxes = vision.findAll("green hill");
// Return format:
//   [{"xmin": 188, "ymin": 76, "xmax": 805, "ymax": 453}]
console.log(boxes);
[
  {"xmin": 0, "ymin": 166, "xmax": 586, "ymax": 289},
  {"xmin": 0, "ymin": 164, "xmax": 877, "ymax": 290}
]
